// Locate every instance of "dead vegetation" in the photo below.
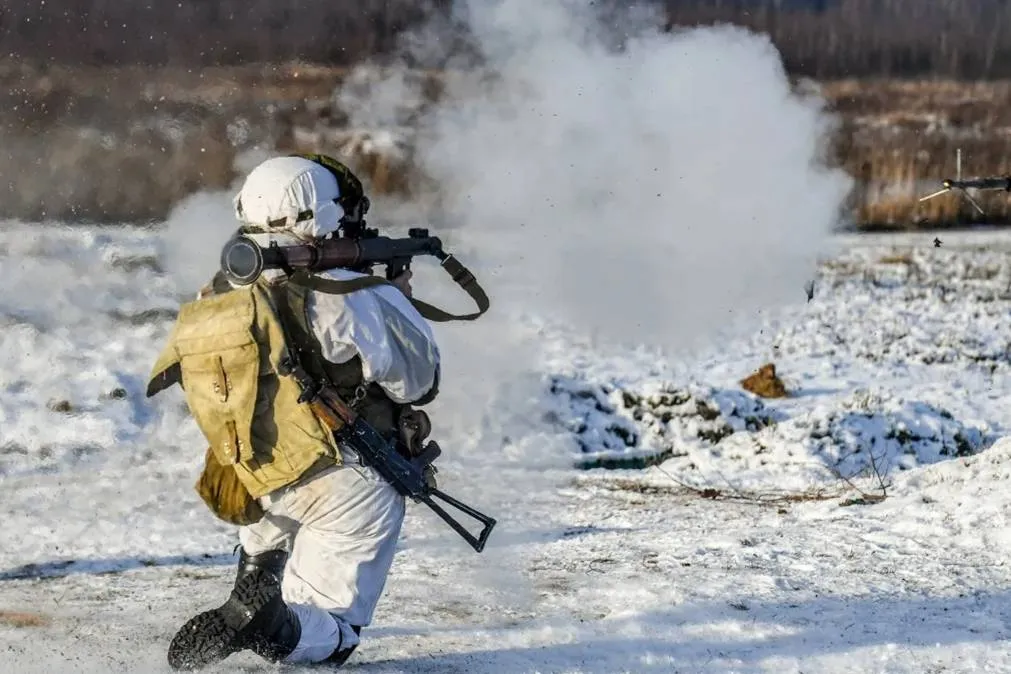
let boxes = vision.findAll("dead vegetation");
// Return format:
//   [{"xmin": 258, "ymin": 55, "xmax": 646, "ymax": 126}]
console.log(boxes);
[
  {"xmin": 740, "ymin": 363, "xmax": 789, "ymax": 399},
  {"xmin": 0, "ymin": 610, "xmax": 50, "ymax": 628},
  {"xmin": 0, "ymin": 124, "xmax": 236, "ymax": 223},
  {"xmin": 574, "ymin": 469, "xmax": 846, "ymax": 507},
  {"xmin": 2, "ymin": 61, "xmax": 1011, "ymax": 228},
  {"xmin": 820, "ymin": 79, "xmax": 1011, "ymax": 229},
  {"xmin": 0, "ymin": 62, "xmax": 441, "ymax": 222},
  {"xmin": 576, "ymin": 458, "xmax": 892, "ymax": 509},
  {"xmin": 0, "ymin": 62, "xmax": 255, "ymax": 222}
]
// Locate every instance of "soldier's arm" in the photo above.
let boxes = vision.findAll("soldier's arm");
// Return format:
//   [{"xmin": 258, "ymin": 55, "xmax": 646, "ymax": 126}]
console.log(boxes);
[{"xmin": 307, "ymin": 278, "xmax": 441, "ymax": 405}]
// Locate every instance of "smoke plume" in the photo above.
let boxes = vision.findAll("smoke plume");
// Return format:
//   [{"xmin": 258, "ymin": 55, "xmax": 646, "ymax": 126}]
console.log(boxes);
[
  {"xmin": 324, "ymin": 4, "xmax": 859, "ymax": 573},
  {"xmin": 157, "ymin": 0, "xmax": 856, "ymax": 599},
  {"xmin": 388, "ymin": 0, "xmax": 852, "ymax": 354}
]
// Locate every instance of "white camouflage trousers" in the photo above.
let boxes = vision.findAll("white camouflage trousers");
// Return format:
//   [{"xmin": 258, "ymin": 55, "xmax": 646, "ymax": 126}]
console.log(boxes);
[{"xmin": 238, "ymin": 457, "xmax": 405, "ymax": 663}]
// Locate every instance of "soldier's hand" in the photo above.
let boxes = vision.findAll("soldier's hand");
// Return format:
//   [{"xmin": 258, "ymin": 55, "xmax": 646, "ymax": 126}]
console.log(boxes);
[
  {"xmin": 422, "ymin": 464, "xmax": 438, "ymax": 490},
  {"xmin": 391, "ymin": 269, "xmax": 413, "ymax": 298}
]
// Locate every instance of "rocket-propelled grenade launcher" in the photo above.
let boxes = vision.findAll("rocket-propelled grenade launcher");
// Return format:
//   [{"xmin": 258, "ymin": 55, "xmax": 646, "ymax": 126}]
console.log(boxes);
[{"xmin": 220, "ymin": 227, "xmax": 446, "ymax": 286}]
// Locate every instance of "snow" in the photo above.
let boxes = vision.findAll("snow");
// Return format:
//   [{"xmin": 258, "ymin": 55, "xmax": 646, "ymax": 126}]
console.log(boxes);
[{"xmin": 3, "ymin": 220, "xmax": 1011, "ymax": 673}]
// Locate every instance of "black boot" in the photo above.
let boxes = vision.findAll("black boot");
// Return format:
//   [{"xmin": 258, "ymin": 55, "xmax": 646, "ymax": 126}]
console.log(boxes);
[{"xmin": 167, "ymin": 548, "xmax": 302, "ymax": 671}]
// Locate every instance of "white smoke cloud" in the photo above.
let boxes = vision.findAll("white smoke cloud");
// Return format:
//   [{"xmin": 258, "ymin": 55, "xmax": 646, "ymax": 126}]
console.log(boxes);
[
  {"xmin": 146, "ymin": 0, "xmax": 855, "ymax": 597},
  {"xmin": 305, "ymin": 0, "xmax": 855, "ymax": 466},
  {"xmin": 318, "ymin": 2, "xmax": 856, "ymax": 575},
  {"xmin": 323, "ymin": 2, "xmax": 855, "ymax": 494},
  {"xmin": 157, "ymin": 189, "xmax": 238, "ymax": 296},
  {"xmin": 395, "ymin": 0, "xmax": 851, "ymax": 353}
]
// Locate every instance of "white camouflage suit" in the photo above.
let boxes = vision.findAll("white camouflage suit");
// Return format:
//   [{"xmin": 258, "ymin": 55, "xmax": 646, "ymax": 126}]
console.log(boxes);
[{"xmin": 229, "ymin": 156, "xmax": 440, "ymax": 663}]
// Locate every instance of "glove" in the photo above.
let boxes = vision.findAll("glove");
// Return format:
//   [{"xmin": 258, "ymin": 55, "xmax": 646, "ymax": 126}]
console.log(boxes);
[{"xmin": 397, "ymin": 408, "xmax": 432, "ymax": 458}]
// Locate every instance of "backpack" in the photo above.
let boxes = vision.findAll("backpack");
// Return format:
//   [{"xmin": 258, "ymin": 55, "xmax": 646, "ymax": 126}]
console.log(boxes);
[{"xmin": 147, "ymin": 279, "xmax": 343, "ymax": 524}]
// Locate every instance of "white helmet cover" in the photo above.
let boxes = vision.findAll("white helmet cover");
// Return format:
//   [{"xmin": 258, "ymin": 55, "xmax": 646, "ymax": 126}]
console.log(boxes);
[{"xmin": 233, "ymin": 156, "xmax": 345, "ymax": 240}]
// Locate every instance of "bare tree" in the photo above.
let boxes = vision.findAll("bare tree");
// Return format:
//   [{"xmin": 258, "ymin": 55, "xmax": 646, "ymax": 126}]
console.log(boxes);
[{"xmin": 2, "ymin": 0, "xmax": 1011, "ymax": 78}]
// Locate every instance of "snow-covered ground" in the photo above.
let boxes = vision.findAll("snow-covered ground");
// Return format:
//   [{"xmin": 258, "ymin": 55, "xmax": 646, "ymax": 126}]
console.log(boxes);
[{"xmin": 2, "ymin": 220, "xmax": 1011, "ymax": 673}]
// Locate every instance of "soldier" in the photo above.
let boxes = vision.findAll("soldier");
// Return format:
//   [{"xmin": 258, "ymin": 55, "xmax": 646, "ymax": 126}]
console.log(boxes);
[{"xmin": 147, "ymin": 154, "xmax": 441, "ymax": 669}]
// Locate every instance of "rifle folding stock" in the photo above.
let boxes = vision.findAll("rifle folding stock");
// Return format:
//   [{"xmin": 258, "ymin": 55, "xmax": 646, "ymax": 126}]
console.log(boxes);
[
  {"xmin": 419, "ymin": 489, "xmax": 497, "ymax": 553},
  {"xmin": 338, "ymin": 407, "xmax": 498, "ymax": 553}
]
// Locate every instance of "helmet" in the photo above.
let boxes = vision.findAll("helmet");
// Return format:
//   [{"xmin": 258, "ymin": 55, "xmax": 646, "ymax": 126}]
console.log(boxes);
[
  {"xmin": 233, "ymin": 154, "xmax": 369, "ymax": 240},
  {"xmin": 295, "ymin": 153, "xmax": 370, "ymax": 227}
]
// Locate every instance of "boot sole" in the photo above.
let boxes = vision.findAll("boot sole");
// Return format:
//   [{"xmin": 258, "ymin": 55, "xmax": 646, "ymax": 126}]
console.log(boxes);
[{"xmin": 167, "ymin": 570, "xmax": 281, "ymax": 671}]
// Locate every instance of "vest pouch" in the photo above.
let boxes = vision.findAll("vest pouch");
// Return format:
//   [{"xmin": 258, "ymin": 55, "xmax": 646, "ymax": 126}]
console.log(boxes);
[
  {"xmin": 194, "ymin": 446, "xmax": 265, "ymax": 526},
  {"xmin": 174, "ymin": 328, "xmax": 260, "ymax": 467},
  {"xmin": 148, "ymin": 281, "xmax": 347, "ymax": 504}
]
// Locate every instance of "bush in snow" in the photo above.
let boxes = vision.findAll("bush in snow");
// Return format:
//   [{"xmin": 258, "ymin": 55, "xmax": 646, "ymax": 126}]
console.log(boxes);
[
  {"xmin": 545, "ymin": 375, "xmax": 780, "ymax": 470},
  {"xmin": 546, "ymin": 374, "xmax": 991, "ymax": 496},
  {"xmin": 793, "ymin": 389, "xmax": 990, "ymax": 481}
]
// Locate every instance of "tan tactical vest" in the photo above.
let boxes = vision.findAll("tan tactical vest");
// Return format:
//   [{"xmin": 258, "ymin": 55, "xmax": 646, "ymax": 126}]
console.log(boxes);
[{"xmin": 146, "ymin": 277, "xmax": 367, "ymax": 499}]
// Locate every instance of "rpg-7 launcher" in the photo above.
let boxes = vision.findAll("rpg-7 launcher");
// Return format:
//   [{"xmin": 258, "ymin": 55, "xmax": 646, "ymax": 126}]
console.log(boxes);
[
  {"xmin": 219, "ymin": 227, "xmax": 489, "ymax": 324},
  {"xmin": 219, "ymin": 223, "xmax": 494, "ymax": 551},
  {"xmin": 220, "ymin": 227, "xmax": 446, "ymax": 287}
]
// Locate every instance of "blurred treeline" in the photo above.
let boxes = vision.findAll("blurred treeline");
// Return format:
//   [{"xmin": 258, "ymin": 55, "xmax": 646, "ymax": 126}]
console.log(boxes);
[{"xmin": 3, "ymin": 0, "xmax": 1011, "ymax": 78}]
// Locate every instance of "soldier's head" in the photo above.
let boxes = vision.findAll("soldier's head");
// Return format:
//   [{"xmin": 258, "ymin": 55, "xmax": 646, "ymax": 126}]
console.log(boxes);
[{"xmin": 233, "ymin": 154, "xmax": 370, "ymax": 241}]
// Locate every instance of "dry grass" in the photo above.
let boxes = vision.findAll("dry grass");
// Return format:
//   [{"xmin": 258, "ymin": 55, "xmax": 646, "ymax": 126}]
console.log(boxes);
[
  {"xmin": 0, "ymin": 125, "xmax": 236, "ymax": 223},
  {"xmin": 4, "ymin": 62, "xmax": 1011, "ymax": 228},
  {"xmin": 0, "ymin": 61, "xmax": 350, "ymax": 107},
  {"xmin": 0, "ymin": 61, "xmax": 443, "ymax": 222},
  {"xmin": 0, "ymin": 63, "xmax": 262, "ymax": 222},
  {"xmin": 831, "ymin": 128, "xmax": 1011, "ymax": 228},
  {"xmin": 877, "ymin": 253, "xmax": 915, "ymax": 265},
  {"xmin": 0, "ymin": 610, "xmax": 50, "ymax": 628},
  {"xmin": 820, "ymin": 79, "xmax": 1011, "ymax": 228},
  {"xmin": 576, "ymin": 474, "xmax": 844, "ymax": 505},
  {"xmin": 820, "ymin": 79, "xmax": 1011, "ymax": 125},
  {"xmin": 740, "ymin": 363, "xmax": 789, "ymax": 399}
]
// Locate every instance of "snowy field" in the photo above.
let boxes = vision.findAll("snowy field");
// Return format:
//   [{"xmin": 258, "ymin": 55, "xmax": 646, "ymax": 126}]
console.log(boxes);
[{"xmin": 2, "ymin": 220, "xmax": 1011, "ymax": 674}]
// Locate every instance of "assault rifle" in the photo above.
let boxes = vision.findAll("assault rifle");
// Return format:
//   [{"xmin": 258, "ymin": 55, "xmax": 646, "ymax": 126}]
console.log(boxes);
[{"xmin": 277, "ymin": 356, "xmax": 497, "ymax": 553}]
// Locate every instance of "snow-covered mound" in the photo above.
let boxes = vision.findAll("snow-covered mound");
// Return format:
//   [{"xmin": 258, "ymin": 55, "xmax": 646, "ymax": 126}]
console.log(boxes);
[
  {"xmin": 887, "ymin": 435, "xmax": 1011, "ymax": 518},
  {"xmin": 546, "ymin": 374, "xmax": 781, "ymax": 469},
  {"xmin": 787, "ymin": 388, "xmax": 988, "ymax": 474},
  {"xmin": 548, "ymin": 373, "xmax": 992, "ymax": 493},
  {"xmin": 775, "ymin": 244, "xmax": 1011, "ymax": 371}
]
